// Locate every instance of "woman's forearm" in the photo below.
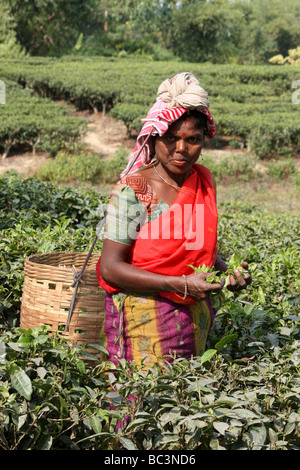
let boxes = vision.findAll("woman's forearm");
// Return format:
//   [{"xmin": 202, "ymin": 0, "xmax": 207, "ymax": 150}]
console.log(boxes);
[
  {"xmin": 101, "ymin": 259, "xmax": 186, "ymax": 295},
  {"xmin": 100, "ymin": 241, "xmax": 226, "ymax": 299},
  {"xmin": 214, "ymin": 254, "xmax": 228, "ymax": 272}
]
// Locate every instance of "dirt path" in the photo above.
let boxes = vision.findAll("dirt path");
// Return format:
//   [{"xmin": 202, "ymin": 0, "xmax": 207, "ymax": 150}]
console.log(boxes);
[
  {"xmin": 0, "ymin": 152, "xmax": 50, "ymax": 177},
  {"xmin": 79, "ymin": 111, "xmax": 136, "ymax": 157}
]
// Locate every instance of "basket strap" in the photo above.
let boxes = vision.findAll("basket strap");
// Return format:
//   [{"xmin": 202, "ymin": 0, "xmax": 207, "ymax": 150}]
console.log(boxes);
[{"xmin": 65, "ymin": 217, "xmax": 106, "ymax": 332}]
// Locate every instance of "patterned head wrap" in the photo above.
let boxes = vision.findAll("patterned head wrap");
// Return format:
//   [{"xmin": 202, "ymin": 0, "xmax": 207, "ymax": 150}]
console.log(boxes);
[{"xmin": 121, "ymin": 72, "xmax": 216, "ymax": 177}]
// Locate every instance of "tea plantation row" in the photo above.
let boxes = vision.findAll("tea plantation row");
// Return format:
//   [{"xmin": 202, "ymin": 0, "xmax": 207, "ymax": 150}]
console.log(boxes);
[
  {"xmin": 0, "ymin": 77, "xmax": 85, "ymax": 158},
  {"xmin": 1, "ymin": 57, "xmax": 300, "ymax": 158},
  {"xmin": 0, "ymin": 173, "xmax": 299, "ymax": 450}
]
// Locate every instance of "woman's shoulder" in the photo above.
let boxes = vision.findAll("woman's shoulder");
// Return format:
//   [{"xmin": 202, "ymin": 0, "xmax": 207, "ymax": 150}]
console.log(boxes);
[
  {"xmin": 120, "ymin": 171, "xmax": 147, "ymax": 190},
  {"xmin": 119, "ymin": 170, "xmax": 156, "ymax": 205}
]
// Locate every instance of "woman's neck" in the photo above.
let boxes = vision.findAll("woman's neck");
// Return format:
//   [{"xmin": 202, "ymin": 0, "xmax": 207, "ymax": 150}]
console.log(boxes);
[{"xmin": 156, "ymin": 160, "xmax": 192, "ymax": 187}]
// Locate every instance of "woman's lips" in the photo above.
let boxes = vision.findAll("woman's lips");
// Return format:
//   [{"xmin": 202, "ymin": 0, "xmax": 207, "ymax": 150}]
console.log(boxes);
[{"xmin": 172, "ymin": 159, "xmax": 188, "ymax": 166}]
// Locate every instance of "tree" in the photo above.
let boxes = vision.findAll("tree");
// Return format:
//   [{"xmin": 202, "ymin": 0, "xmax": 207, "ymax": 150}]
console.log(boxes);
[
  {"xmin": 0, "ymin": 0, "xmax": 24, "ymax": 57},
  {"xmin": 6, "ymin": 0, "xmax": 100, "ymax": 56},
  {"xmin": 238, "ymin": 0, "xmax": 300, "ymax": 63},
  {"xmin": 170, "ymin": 0, "xmax": 246, "ymax": 63},
  {"xmin": 81, "ymin": 0, "xmax": 178, "ymax": 58},
  {"xmin": 2, "ymin": 0, "xmax": 300, "ymax": 63}
]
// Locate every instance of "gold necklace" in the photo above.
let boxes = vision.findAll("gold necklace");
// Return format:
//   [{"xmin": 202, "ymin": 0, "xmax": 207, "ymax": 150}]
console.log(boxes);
[{"xmin": 153, "ymin": 164, "xmax": 181, "ymax": 191}]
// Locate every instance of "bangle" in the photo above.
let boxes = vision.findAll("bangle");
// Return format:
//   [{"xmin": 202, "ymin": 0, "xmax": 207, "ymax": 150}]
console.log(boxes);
[{"xmin": 182, "ymin": 274, "xmax": 188, "ymax": 299}]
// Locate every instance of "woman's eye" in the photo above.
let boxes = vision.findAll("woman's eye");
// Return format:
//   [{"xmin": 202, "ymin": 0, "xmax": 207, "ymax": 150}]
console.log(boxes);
[
  {"xmin": 165, "ymin": 134, "xmax": 175, "ymax": 141},
  {"xmin": 189, "ymin": 137, "xmax": 202, "ymax": 143}
]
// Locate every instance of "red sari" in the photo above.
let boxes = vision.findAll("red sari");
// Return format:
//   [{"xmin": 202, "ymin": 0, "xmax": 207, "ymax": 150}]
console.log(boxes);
[
  {"xmin": 96, "ymin": 163, "xmax": 218, "ymax": 366},
  {"xmin": 97, "ymin": 163, "xmax": 218, "ymax": 305}
]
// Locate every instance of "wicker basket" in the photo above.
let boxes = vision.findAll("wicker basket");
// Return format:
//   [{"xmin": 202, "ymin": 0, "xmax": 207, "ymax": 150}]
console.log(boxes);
[{"xmin": 20, "ymin": 251, "xmax": 105, "ymax": 358}]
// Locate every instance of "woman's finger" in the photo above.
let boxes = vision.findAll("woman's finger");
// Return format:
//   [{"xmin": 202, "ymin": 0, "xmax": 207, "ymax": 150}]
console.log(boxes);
[
  {"xmin": 227, "ymin": 273, "xmax": 238, "ymax": 291},
  {"xmin": 205, "ymin": 277, "xmax": 225, "ymax": 291},
  {"xmin": 234, "ymin": 269, "xmax": 247, "ymax": 287},
  {"xmin": 244, "ymin": 272, "xmax": 252, "ymax": 285},
  {"xmin": 198, "ymin": 272, "xmax": 214, "ymax": 280}
]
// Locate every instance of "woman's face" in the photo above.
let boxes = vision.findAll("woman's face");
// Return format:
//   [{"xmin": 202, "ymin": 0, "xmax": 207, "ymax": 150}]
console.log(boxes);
[{"xmin": 155, "ymin": 116, "xmax": 204, "ymax": 178}]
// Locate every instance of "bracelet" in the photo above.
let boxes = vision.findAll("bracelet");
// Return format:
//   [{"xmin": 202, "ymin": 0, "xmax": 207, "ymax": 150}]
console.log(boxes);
[{"xmin": 182, "ymin": 274, "xmax": 188, "ymax": 299}]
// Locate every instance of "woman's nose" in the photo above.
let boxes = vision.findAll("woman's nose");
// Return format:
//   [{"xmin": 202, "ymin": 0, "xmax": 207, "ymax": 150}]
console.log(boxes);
[{"xmin": 176, "ymin": 139, "xmax": 186, "ymax": 153}]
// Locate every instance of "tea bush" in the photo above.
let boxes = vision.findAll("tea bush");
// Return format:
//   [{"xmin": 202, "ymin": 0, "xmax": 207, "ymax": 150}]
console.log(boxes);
[
  {"xmin": 266, "ymin": 159, "xmax": 295, "ymax": 180},
  {"xmin": 1, "ymin": 57, "xmax": 300, "ymax": 158},
  {"xmin": 0, "ymin": 79, "xmax": 85, "ymax": 158},
  {"xmin": 0, "ymin": 173, "xmax": 299, "ymax": 450},
  {"xmin": 0, "ymin": 325, "xmax": 299, "ymax": 450},
  {"xmin": 36, "ymin": 147, "xmax": 129, "ymax": 184},
  {"xmin": 200, "ymin": 153, "xmax": 260, "ymax": 183},
  {"xmin": 36, "ymin": 151, "xmax": 104, "ymax": 184}
]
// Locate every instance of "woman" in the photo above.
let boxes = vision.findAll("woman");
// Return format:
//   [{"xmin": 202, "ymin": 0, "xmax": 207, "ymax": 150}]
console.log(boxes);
[{"xmin": 97, "ymin": 72, "xmax": 251, "ymax": 367}]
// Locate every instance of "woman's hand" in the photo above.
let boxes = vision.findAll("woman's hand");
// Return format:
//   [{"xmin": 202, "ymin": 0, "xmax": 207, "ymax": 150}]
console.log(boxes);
[
  {"xmin": 226, "ymin": 261, "xmax": 252, "ymax": 292},
  {"xmin": 186, "ymin": 272, "xmax": 225, "ymax": 302}
]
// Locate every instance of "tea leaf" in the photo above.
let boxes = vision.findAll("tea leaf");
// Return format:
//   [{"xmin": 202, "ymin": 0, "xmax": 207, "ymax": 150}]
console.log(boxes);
[
  {"xmin": 10, "ymin": 368, "xmax": 32, "ymax": 400},
  {"xmin": 119, "ymin": 437, "xmax": 137, "ymax": 450},
  {"xmin": 249, "ymin": 424, "xmax": 267, "ymax": 450},
  {"xmin": 201, "ymin": 349, "xmax": 217, "ymax": 364},
  {"xmin": 213, "ymin": 421, "xmax": 229, "ymax": 435},
  {"xmin": 215, "ymin": 334, "xmax": 237, "ymax": 351}
]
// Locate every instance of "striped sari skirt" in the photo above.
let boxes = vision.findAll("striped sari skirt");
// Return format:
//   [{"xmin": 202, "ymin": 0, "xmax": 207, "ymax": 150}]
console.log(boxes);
[{"xmin": 100, "ymin": 292, "xmax": 216, "ymax": 368}]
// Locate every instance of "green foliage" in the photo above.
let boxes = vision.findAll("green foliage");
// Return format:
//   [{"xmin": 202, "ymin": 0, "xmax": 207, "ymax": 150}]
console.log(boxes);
[
  {"xmin": 0, "ymin": 78, "xmax": 85, "ymax": 157},
  {"xmin": 36, "ymin": 151, "xmax": 103, "ymax": 184},
  {"xmin": 266, "ymin": 159, "xmax": 295, "ymax": 180},
  {"xmin": 36, "ymin": 147, "xmax": 129, "ymax": 184},
  {"xmin": 2, "ymin": 56, "xmax": 299, "ymax": 158},
  {"xmin": 0, "ymin": 0, "xmax": 24, "ymax": 58},
  {"xmin": 6, "ymin": 0, "xmax": 99, "ymax": 57},
  {"xmin": 200, "ymin": 153, "xmax": 259, "ymax": 183},
  {"xmin": 0, "ymin": 173, "xmax": 107, "ymax": 326},
  {"xmin": 0, "ymin": 172, "xmax": 107, "ymax": 230},
  {"xmin": 0, "ymin": 173, "xmax": 299, "ymax": 449},
  {"xmin": 188, "ymin": 264, "xmax": 226, "ymax": 309},
  {"xmin": 97, "ymin": 147, "xmax": 130, "ymax": 183},
  {"xmin": 171, "ymin": 0, "xmax": 244, "ymax": 63},
  {"xmin": 189, "ymin": 253, "xmax": 250, "ymax": 309},
  {"xmin": 3, "ymin": 0, "xmax": 300, "ymax": 64},
  {"xmin": 0, "ymin": 324, "xmax": 299, "ymax": 450},
  {"xmin": 110, "ymin": 103, "xmax": 148, "ymax": 136}
]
